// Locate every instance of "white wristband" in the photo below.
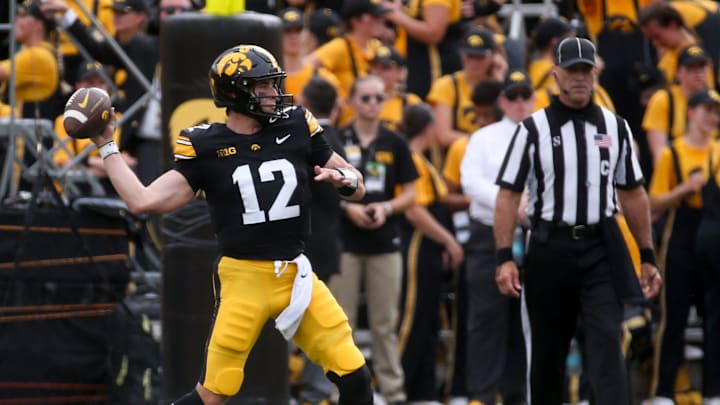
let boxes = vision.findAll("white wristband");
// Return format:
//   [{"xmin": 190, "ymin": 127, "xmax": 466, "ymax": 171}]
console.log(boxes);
[
  {"xmin": 98, "ymin": 141, "xmax": 120, "ymax": 159},
  {"xmin": 383, "ymin": 201, "xmax": 393, "ymax": 216}
]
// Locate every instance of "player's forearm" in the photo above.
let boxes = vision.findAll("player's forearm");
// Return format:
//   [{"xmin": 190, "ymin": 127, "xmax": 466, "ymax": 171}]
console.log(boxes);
[
  {"xmin": 494, "ymin": 188, "xmax": 521, "ymax": 248},
  {"xmin": 102, "ymin": 153, "xmax": 151, "ymax": 213}
]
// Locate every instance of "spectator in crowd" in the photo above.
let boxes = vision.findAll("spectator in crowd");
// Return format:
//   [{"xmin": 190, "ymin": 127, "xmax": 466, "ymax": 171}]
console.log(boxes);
[
  {"xmin": 427, "ymin": 27, "xmax": 506, "ymax": 150},
  {"xmin": 527, "ymin": 16, "xmax": 574, "ymax": 92},
  {"xmin": 290, "ymin": 76, "xmax": 347, "ymax": 405},
  {"xmin": 54, "ymin": 0, "xmax": 115, "ymax": 86},
  {"xmin": 306, "ymin": 8, "xmax": 344, "ymax": 49},
  {"xmin": 307, "ymin": 0, "xmax": 389, "ymax": 125},
  {"xmin": 638, "ymin": 2, "xmax": 712, "ymax": 87},
  {"xmin": 381, "ymin": 0, "xmax": 464, "ymax": 99},
  {"xmin": 648, "ymin": 88, "xmax": 720, "ymax": 405},
  {"xmin": 44, "ymin": 0, "xmax": 160, "ymax": 184},
  {"xmin": 0, "ymin": 0, "xmax": 59, "ymax": 119},
  {"xmin": 330, "ymin": 75, "xmax": 417, "ymax": 405},
  {"xmin": 667, "ymin": 0, "xmax": 720, "ymax": 88},
  {"xmin": 396, "ymin": 102, "xmax": 463, "ymax": 403},
  {"xmin": 642, "ymin": 44, "xmax": 713, "ymax": 167},
  {"xmin": 280, "ymin": 7, "xmax": 340, "ymax": 103},
  {"xmin": 460, "ymin": 69, "xmax": 533, "ymax": 405},
  {"xmin": 694, "ymin": 112, "xmax": 720, "ymax": 405},
  {"xmin": 438, "ymin": 78, "xmax": 502, "ymax": 405},
  {"xmin": 368, "ymin": 44, "xmax": 422, "ymax": 131}
]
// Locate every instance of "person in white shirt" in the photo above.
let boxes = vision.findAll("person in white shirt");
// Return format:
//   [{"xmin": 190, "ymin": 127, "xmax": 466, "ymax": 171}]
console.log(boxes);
[{"xmin": 459, "ymin": 69, "xmax": 535, "ymax": 405}]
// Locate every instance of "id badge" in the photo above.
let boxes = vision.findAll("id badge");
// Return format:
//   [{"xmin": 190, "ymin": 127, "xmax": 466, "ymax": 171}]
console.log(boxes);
[
  {"xmin": 364, "ymin": 161, "xmax": 386, "ymax": 193},
  {"xmin": 345, "ymin": 145, "xmax": 362, "ymax": 168}
]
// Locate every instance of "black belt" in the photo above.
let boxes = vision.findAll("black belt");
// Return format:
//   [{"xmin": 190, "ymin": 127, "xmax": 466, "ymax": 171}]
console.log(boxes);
[{"xmin": 534, "ymin": 221, "xmax": 603, "ymax": 241}]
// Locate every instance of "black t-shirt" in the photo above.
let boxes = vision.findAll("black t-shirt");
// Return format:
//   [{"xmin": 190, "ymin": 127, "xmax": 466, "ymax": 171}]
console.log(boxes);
[
  {"xmin": 173, "ymin": 106, "xmax": 331, "ymax": 260},
  {"xmin": 338, "ymin": 125, "xmax": 419, "ymax": 253}
]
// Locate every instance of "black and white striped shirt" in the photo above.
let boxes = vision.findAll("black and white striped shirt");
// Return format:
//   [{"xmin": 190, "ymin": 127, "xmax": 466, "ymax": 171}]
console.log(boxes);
[{"xmin": 496, "ymin": 97, "xmax": 644, "ymax": 226}]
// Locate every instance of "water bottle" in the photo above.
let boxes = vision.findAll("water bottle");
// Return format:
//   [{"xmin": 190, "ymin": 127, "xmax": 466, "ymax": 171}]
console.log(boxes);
[{"xmin": 512, "ymin": 227, "xmax": 525, "ymax": 266}]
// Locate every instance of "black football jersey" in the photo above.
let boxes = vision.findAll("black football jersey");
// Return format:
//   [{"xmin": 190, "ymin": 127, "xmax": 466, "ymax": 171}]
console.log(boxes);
[{"xmin": 172, "ymin": 107, "xmax": 332, "ymax": 260}]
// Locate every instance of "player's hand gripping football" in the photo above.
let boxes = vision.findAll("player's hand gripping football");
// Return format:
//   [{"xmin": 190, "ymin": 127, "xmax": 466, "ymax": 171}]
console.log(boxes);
[{"xmin": 90, "ymin": 108, "xmax": 116, "ymax": 146}]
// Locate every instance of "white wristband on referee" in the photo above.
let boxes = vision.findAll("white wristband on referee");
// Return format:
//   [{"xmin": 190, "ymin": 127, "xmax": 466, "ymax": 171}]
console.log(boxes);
[{"xmin": 98, "ymin": 141, "xmax": 120, "ymax": 160}]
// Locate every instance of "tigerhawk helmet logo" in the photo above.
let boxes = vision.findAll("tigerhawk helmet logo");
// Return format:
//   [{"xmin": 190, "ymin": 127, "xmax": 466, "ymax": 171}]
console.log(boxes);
[{"xmin": 216, "ymin": 50, "xmax": 253, "ymax": 77}]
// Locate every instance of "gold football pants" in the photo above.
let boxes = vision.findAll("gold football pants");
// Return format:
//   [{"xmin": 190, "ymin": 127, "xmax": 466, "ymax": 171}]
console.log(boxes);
[{"xmin": 200, "ymin": 256, "xmax": 366, "ymax": 396}]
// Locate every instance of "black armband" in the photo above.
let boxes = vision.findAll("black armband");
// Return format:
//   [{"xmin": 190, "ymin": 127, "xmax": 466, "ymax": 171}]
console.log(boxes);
[
  {"xmin": 335, "ymin": 168, "xmax": 358, "ymax": 197},
  {"xmin": 640, "ymin": 248, "xmax": 657, "ymax": 266},
  {"xmin": 496, "ymin": 247, "xmax": 514, "ymax": 266}
]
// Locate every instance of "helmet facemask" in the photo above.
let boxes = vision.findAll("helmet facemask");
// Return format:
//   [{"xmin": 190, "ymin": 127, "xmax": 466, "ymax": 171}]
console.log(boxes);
[{"xmin": 243, "ymin": 75, "xmax": 294, "ymax": 123}]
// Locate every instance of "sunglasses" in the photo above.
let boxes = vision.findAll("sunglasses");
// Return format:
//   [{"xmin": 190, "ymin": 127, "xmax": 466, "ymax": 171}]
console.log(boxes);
[
  {"xmin": 161, "ymin": 6, "xmax": 193, "ymax": 14},
  {"xmin": 505, "ymin": 88, "xmax": 533, "ymax": 101},
  {"xmin": 359, "ymin": 94, "xmax": 385, "ymax": 104}
]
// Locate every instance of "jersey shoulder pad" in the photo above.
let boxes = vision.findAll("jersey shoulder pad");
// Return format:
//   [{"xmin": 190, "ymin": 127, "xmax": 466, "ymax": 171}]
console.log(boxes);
[{"xmin": 173, "ymin": 123, "xmax": 213, "ymax": 161}]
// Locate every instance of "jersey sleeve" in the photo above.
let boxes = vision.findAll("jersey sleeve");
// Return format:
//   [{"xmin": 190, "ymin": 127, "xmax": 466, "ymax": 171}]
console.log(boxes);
[
  {"xmin": 172, "ymin": 128, "xmax": 203, "ymax": 192},
  {"xmin": 614, "ymin": 118, "xmax": 645, "ymax": 189},
  {"xmin": 496, "ymin": 122, "xmax": 532, "ymax": 192}
]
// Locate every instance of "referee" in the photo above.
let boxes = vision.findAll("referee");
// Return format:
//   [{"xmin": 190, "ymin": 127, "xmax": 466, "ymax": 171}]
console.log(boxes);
[{"xmin": 493, "ymin": 37, "xmax": 663, "ymax": 405}]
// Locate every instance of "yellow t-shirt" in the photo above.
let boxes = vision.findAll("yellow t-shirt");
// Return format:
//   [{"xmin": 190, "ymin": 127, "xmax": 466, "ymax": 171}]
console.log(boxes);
[
  {"xmin": 412, "ymin": 151, "xmax": 448, "ymax": 206},
  {"xmin": 284, "ymin": 64, "xmax": 341, "ymax": 101},
  {"xmin": 642, "ymin": 85, "xmax": 687, "ymax": 141},
  {"xmin": 406, "ymin": 0, "xmax": 461, "ymax": 24},
  {"xmin": 312, "ymin": 35, "xmax": 380, "ymax": 125},
  {"xmin": 529, "ymin": 58, "xmax": 554, "ymax": 90},
  {"xmin": 380, "ymin": 92, "xmax": 422, "ymax": 131},
  {"xmin": 59, "ymin": 0, "xmax": 116, "ymax": 57},
  {"xmin": 649, "ymin": 136, "xmax": 713, "ymax": 209},
  {"xmin": 0, "ymin": 42, "xmax": 59, "ymax": 102},
  {"xmin": 575, "ymin": 0, "xmax": 655, "ymax": 41},
  {"xmin": 442, "ymin": 135, "xmax": 468, "ymax": 186},
  {"xmin": 427, "ymin": 71, "xmax": 478, "ymax": 135},
  {"xmin": 671, "ymin": 0, "xmax": 718, "ymax": 27}
]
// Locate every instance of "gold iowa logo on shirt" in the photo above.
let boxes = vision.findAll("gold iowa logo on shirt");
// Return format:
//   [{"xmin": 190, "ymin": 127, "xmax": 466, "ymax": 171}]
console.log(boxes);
[{"xmin": 216, "ymin": 50, "xmax": 253, "ymax": 77}]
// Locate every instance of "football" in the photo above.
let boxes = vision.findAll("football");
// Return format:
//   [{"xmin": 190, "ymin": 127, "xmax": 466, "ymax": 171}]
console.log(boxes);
[{"xmin": 63, "ymin": 87, "xmax": 112, "ymax": 139}]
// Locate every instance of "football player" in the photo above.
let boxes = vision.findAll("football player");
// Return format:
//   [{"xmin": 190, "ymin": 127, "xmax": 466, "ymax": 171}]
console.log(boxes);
[{"xmin": 90, "ymin": 44, "xmax": 372, "ymax": 405}]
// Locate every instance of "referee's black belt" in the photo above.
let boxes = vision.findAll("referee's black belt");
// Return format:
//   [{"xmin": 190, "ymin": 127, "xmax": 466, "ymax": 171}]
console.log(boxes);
[{"xmin": 534, "ymin": 220, "xmax": 602, "ymax": 241}]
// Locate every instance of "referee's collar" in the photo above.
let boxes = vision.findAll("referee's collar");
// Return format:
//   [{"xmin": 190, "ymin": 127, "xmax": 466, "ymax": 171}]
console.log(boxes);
[{"xmin": 548, "ymin": 95, "xmax": 601, "ymax": 126}]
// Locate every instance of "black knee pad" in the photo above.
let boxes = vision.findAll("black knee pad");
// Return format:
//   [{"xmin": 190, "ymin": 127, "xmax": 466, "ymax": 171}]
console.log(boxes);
[
  {"xmin": 327, "ymin": 365, "xmax": 373, "ymax": 405},
  {"xmin": 171, "ymin": 389, "xmax": 204, "ymax": 405}
]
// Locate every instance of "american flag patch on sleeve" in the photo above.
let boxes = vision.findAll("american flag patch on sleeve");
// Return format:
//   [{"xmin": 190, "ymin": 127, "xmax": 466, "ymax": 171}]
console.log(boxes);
[{"xmin": 594, "ymin": 133, "xmax": 611, "ymax": 148}]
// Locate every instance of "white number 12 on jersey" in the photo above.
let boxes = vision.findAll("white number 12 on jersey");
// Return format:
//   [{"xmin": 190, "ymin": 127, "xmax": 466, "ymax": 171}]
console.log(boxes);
[{"xmin": 232, "ymin": 158, "xmax": 300, "ymax": 225}]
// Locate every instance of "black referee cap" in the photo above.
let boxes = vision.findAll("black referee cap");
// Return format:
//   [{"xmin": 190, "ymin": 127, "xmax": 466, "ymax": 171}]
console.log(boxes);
[{"xmin": 555, "ymin": 37, "xmax": 596, "ymax": 68}]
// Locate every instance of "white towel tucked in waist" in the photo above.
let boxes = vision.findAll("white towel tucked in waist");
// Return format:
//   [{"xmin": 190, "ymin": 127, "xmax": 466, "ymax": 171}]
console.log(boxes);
[{"xmin": 274, "ymin": 254, "xmax": 313, "ymax": 340}]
